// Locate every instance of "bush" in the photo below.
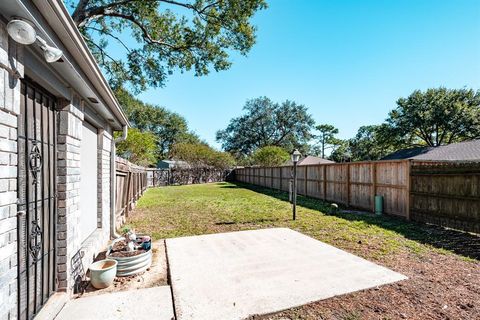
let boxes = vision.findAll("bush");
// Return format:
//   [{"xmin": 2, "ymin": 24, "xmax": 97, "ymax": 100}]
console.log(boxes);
[
  {"xmin": 116, "ymin": 128, "xmax": 157, "ymax": 166},
  {"xmin": 252, "ymin": 146, "xmax": 290, "ymax": 166},
  {"xmin": 170, "ymin": 143, "xmax": 235, "ymax": 169}
]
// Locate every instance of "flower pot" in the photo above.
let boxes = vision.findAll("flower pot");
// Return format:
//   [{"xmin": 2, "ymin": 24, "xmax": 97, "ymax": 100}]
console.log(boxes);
[{"xmin": 89, "ymin": 259, "xmax": 117, "ymax": 289}]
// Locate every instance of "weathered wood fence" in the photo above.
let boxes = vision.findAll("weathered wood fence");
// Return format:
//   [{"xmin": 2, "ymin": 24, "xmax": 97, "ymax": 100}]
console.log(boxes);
[
  {"xmin": 234, "ymin": 160, "xmax": 480, "ymax": 233},
  {"xmin": 410, "ymin": 161, "xmax": 480, "ymax": 233},
  {"xmin": 115, "ymin": 157, "xmax": 148, "ymax": 228},
  {"xmin": 235, "ymin": 160, "xmax": 410, "ymax": 217}
]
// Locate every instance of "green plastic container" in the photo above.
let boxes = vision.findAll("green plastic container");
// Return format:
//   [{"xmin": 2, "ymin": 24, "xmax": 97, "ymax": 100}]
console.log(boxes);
[{"xmin": 374, "ymin": 195, "xmax": 383, "ymax": 215}]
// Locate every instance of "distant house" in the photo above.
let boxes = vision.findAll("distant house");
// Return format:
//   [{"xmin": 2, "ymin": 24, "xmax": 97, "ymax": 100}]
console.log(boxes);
[
  {"xmin": 284, "ymin": 155, "xmax": 335, "ymax": 166},
  {"xmin": 158, "ymin": 159, "xmax": 191, "ymax": 169},
  {"xmin": 381, "ymin": 139, "xmax": 480, "ymax": 161}
]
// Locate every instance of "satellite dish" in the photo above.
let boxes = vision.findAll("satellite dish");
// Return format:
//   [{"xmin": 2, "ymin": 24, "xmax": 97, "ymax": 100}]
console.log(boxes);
[{"xmin": 7, "ymin": 19, "xmax": 37, "ymax": 45}]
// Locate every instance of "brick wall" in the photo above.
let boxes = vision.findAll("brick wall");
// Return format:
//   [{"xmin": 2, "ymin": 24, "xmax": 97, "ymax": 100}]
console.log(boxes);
[
  {"xmin": 57, "ymin": 99, "xmax": 113, "ymax": 292},
  {"xmin": 98, "ymin": 130, "xmax": 112, "ymax": 231},
  {"xmin": 0, "ymin": 19, "xmax": 23, "ymax": 320},
  {"xmin": 0, "ymin": 17, "xmax": 116, "ymax": 319},
  {"xmin": 56, "ymin": 97, "xmax": 83, "ymax": 291}
]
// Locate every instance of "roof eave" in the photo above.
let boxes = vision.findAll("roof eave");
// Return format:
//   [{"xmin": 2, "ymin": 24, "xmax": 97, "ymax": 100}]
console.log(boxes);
[{"xmin": 35, "ymin": 0, "xmax": 130, "ymax": 128}]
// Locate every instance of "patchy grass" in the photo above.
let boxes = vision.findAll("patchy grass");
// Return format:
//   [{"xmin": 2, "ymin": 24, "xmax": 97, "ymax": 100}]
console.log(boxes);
[
  {"xmin": 127, "ymin": 182, "xmax": 480, "ymax": 319},
  {"xmin": 127, "ymin": 182, "xmax": 478, "ymax": 261}
]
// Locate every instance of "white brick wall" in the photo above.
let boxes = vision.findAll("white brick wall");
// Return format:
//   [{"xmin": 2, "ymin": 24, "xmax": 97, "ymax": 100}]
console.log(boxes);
[{"xmin": 0, "ymin": 19, "xmax": 22, "ymax": 320}]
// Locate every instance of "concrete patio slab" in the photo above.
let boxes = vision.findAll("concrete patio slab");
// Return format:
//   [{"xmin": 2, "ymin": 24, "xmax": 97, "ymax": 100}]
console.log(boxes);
[
  {"xmin": 166, "ymin": 228, "xmax": 407, "ymax": 320},
  {"xmin": 55, "ymin": 286, "xmax": 174, "ymax": 320}
]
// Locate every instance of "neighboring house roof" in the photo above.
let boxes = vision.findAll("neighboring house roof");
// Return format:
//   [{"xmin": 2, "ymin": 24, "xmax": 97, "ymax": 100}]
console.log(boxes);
[
  {"xmin": 284, "ymin": 155, "xmax": 335, "ymax": 166},
  {"xmin": 158, "ymin": 160, "xmax": 191, "ymax": 168},
  {"xmin": 0, "ymin": 0, "xmax": 129, "ymax": 130},
  {"xmin": 381, "ymin": 139, "xmax": 480, "ymax": 161}
]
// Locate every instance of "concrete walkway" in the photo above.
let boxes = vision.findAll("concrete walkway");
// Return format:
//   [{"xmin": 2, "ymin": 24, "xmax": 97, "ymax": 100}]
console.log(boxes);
[
  {"xmin": 55, "ymin": 286, "xmax": 174, "ymax": 320},
  {"xmin": 166, "ymin": 228, "xmax": 407, "ymax": 320}
]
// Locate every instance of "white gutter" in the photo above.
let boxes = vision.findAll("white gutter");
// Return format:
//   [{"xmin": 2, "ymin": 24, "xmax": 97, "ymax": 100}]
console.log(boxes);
[{"xmin": 110, "ymin": 126, "xmax": 128, "ymax": 238}]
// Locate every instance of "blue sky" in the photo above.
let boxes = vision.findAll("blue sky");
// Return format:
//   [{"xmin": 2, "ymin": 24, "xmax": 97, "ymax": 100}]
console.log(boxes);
[{"xmin": 136, "ymin": 0, "xmax": 480, "ymax": 148}]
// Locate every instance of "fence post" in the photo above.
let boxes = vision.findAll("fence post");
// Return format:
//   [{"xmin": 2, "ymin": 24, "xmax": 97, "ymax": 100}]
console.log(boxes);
[
  {"xmin": 405, "ymin": 160, "xmax": 412, "ymax": 221},
  {"xmin": 125, "ymin": 170, "xmax": 132, "ymax": 217},
  {"xmin": 279, "ymin": 166, "xmax": 283, "ymax": 191},
  {"xmin": 323, "ymin": 165, "xmax": 327, "ymax": 200},
  {"xmin": 371, "ymin": 162, "xmax": 376, "ymax": 213},
  {"xmin": 304, "ymin": 166, "xmax": 308, "ymax": 196},
  {"xmin": 271, "ymin": 167, "xmax": 274, "ymax": 188},
  {"xmin": 346, "ymin": 164, "xmax": 350, "ymax": 207}
]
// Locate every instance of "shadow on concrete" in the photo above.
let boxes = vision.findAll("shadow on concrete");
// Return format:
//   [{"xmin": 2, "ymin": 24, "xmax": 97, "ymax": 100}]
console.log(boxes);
[{"xmin": 233, "ymin": 182, "xmax": 480, "ymax": 261}]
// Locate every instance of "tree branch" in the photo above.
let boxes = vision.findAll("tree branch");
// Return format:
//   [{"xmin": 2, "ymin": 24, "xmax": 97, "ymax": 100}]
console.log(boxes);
[
  {"xmin": 85, "ymin": 38, "xmax": 124, "ymax": 74},
  {"xmin": 84, "ymin": 26, "xmax": 132, "ymax": 53}
]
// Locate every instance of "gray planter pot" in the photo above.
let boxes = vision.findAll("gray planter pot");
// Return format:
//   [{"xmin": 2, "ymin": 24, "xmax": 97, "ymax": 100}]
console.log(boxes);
[{"xmin": 107, "ymin": 237, "xmax": 152, "ymax": 277}]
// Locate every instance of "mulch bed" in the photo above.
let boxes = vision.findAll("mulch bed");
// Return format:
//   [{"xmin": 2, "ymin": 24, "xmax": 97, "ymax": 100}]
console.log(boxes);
[{"xmin": 259, "ymin": 251, "xmax": 479, "ymax": 320}]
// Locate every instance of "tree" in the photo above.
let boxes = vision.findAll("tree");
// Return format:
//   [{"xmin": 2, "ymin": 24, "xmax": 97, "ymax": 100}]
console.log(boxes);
[
  {"xmin": 348, "ymin": 125, "xmax": 401, "ymax": 161},
  {"xmin": 170, "ymin": 143, "xmax": 235, "ymax": 169},
  {"xmin": 329, "ymin": 125, "xmax": 406, "ymax": 162},
  {"xmin": 251, "ymin": 146, "xmax": 289, "ymax": 166},
  {"xmin": 329, "ymin": 139, "xmax": 351, "ymax": 163},
  {"xmin": 115, "ymin": 87, "xmax": 201, "ymax": 158},
  {"xmin": 116, "ymin": 128, "xmax": 157, "ymax": 166},
  {"xmin": 68, "ymin": 0, "xmax": 267, "ymax": 92},
  {"xmin": 313, "ymin": 124, "xmax": 340, "ymax": 158},
  {"xmin": 387, "ymin": 88, "xmax": 480, "ymax": 147},
  {"xmin": 216, "ymin": 97, "xmax": 315, "ymax": 157}
]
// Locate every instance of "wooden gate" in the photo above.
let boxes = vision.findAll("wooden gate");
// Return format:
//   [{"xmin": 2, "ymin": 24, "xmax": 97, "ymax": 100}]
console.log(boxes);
[{"xmin": 17, "ymin": 78, "xmax": 57, "ymax": 319}]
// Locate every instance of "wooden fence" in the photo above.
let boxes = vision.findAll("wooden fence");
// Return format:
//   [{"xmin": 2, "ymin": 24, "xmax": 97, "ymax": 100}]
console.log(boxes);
[
  {"xmin": 115, "ymin": 157, "xmax": 148, "ymax": 228},
  {"xmin": 235, "ymin": 160, "xmax": 410, "ymax": 218},
  {"xmin": 234, "ymin": 160, "xmax": 480, "ymax": 233},
  {"xmin": 410, "ymin": 161, "xmax": 480, "ymax": 233}
]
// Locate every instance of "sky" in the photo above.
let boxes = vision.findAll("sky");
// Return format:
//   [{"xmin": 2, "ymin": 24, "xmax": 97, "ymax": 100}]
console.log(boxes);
[{"xmin": 135, "ymin": 0, "xmax": 480, "ymax": 149}]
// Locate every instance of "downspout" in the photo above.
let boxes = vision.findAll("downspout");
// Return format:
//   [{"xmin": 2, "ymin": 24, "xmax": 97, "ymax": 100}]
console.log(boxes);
[{"xmin": 110, "ymin": 125, "xmax": 128, "ymax": 239}]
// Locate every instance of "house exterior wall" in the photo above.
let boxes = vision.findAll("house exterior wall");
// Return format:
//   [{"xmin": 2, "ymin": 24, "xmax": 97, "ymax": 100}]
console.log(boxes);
[
  {"xmin": 0, "ymin": 19, "xmax": 22, "ymax": 320},
  {"xmin": 56, "ymin": 98, "xmax": 113, "ymax": 293},
  {"xmin": 0, "ymin": 18, "xmax": 114, "ymax": 320}
]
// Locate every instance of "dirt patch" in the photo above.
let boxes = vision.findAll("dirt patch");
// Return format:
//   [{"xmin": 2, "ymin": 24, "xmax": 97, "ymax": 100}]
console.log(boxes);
[
  {"xmin": 258, "ymin": 251, "xmax": 479, "ymax": 320},
  {"xmin": 80, "ymin": 240, "xmax": 168, "ymax": 297},
  {"xmin": 111, "ymin": 240, "xmax": 127, "ymax": 252},
  {"xmin": 109, "ymin": 249, "xmax": 146, "ymax": 257}
]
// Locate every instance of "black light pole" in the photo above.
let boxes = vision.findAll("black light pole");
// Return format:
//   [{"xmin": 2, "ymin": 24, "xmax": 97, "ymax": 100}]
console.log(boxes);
[{"xmin": 291, "ymin": 149, "xmax": 301, "ymax": 220}]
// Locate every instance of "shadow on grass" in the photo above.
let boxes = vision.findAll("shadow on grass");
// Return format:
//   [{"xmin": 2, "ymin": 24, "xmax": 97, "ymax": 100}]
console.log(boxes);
[
  {"xmin": 233, "ymin": 182, "xmax": 480, "ymax": 260},
  {"xmin": 219, "ymin": 185, "xmax": 242, "ymax": 189},
  {"xmin": 216, "ymin": 217, "xmax": 281, "ymax": 225}
]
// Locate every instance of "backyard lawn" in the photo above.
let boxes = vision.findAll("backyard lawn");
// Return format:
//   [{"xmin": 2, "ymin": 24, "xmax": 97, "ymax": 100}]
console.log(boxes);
[{"xmin": 126, "ymin": 182, "xmax": 479, "ymax": 320}]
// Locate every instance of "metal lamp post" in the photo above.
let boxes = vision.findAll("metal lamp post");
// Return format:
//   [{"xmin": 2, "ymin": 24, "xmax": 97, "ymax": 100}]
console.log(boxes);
[{"xmin": 291, "ymin": 149, "xmax": 301, "ymax": 220}]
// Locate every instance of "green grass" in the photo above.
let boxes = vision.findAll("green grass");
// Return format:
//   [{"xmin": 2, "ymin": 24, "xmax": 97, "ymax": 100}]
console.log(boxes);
[{"xmin": 126, "ymin": 182, "xmax": 479, "ymax": 262}]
